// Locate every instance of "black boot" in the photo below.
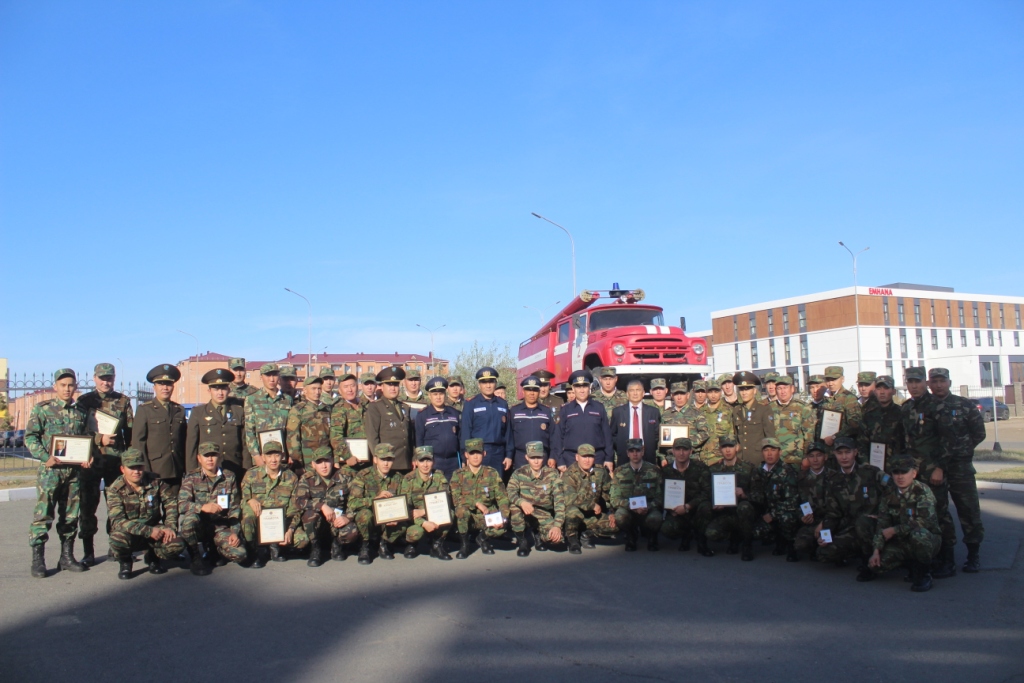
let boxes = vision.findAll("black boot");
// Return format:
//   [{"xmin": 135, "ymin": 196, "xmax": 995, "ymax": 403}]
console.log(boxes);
[
  {"xmin": 331, "ymin": 539, "xmax": 346, "ymax": 561},
  {"xmin": 357, "ymin": 541, "xmax": 373, "ymax": 565},
  {"xmin": 516, "ymin": 533, "xmax": 530, "ymax": 557},
  {"xmin": 432, "ymin": 537, "xmax": 452, "ymax": 561},
  {"xmin": 567, "ymin": 533, "xmax": 582, "ymax": 555},
  {"xmin": 81, "ymin": 537, "xmax": 96, "ymax": 568},
  {"xmin": 378, "ymin": 538, "xmax": 394, "ymax": 560},
  {"xmin": 856, "ymin": 566, "xmax": 875, "ymax": 582},
  {"xmin": 30, "ymin": 545, "xmax": 46, "ymax": 579},
  {"xmin": 534, "ymin": 530, "xmax": 548, "ymax": 552},
  {"xmin": 250, "ymin": 545, "xmax": 267, "ymax": 569},
  {"xmin": 726, "ymin": 534, "xmax": 739, "ymax": 555},
  {"xmin": 696, "ymin": 534, "xmax": 715, "ymax": 557},
  {"xmin": 785, "ymin": 542, "xmax": 799, "ymax": 563},
  {"xmin": 117, "ymin": 555, "xmax": 134, "ymax": 580},
  {"xmin": 190, "ymin": 545, "xmax": 212, "ymax": 576},
  {"xmin": 477, "ymin": 532, "xmax": 495, "ymax": 555},
  {"xmin": 772, "ymin": 537, "xmax": 787, "ymax": 556},
  {"xmin": 624, "ymin": 527, "xmax": 638, "ymax": 552},
  {"xmin": 647, "ymin": 529, "xmax": 660, "ymax": 552},
  {"xmin": 580, "ymin": 531, "xmax": 596, "ymax": 549},
  {"xmin": 741, "ymin": 539, "xmax": 754, "ymax": 562},
  {"xmin": 963, "ymin": 543, "xmax": 981, "ymax": 573},
  {"xmin": 911, "ymin": 561, "xmax": 934, "ymax": 593},
  {"xmin": 308, "ymin": 542, "xmax": 325, "ymax": 567},
  {"xmin": 456, "ymin": 534, "xmax": 471, "ymax": 560},
  {"xmin": 678, "ymin": 532, "xmax": 692, "ymax": 552},
  {"xmin": 58, "ymin": 538, "xmax": 87, "ymax": 572},
  {"xmin": 269, "ymin": 545, "xmax": 286, "ymax": 563},
  {"xmin": 932, "ymin": 546, "xmax": 956, "ymax": 579},
  {"xmin": 144, "ymin": 550, "xmax": 166, "ymax": 575},
  {"xmin": 403, "ymin": 543, "xmax": 418, "ymax": 559}
]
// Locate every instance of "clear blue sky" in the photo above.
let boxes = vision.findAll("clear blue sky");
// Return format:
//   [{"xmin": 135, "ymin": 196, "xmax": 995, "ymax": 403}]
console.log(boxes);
[{"xmin": 2, "ymin": 2, "xmax": 1022, "ymax": 384}]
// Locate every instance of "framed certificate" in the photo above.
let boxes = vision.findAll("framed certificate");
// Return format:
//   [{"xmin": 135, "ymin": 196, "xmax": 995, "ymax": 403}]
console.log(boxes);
[
  {"xmin": 346, "ymin": 438, "xmax": 370, "ymax": 462},
  {"xmin": 424, "ymin": 491, "xmax": 452, "ymax": 526},
  {"xmin": 664, "ymin": 480, "xmax": 686, "ymax": 509},
  {"xmin": 258, "ymin": 429, "xmax": 284, "ymax": 454},
  {"xmin": 869, "ymin": 442, "xmax": 886, "ymax": 470},
  {"xmin": 373, "ymin": 495, "xmax": 410, "ymax": 524},
  {"xmin": 712, "ymin": 473, "xmax": 737, "ymax": 506},
  {"xmin": 484, "ymin": 511, "xmax": 505, "ymax": 528},
  {"xmin": 88, "ymin": 410, "xmax": 120, "ymax": 436},
  {"xmin": 628, "ymin": 495, "xmax": 648, "ymax": 510},
  {"xmin": 659, "ymin": 425, "xmax": 689, "ymax": 447},
  {"xmin": 49, "ymin": 435, "xmax": 91, "ymax": 465},
  {"xmin": 258, "ymin": 508, "xmax": 286, "ymax": 545},
  {"xmin": 819, "ymin": 410, "xmax": 843, "ymax": 439},
  {"xmin": 819, "ymin": 528, "xmax": 833, "ymax": 544}
]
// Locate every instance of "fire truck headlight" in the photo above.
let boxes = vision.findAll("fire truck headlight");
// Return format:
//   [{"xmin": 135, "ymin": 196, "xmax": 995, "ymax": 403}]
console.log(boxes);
[
  {"xmin": 692, "ymin": 343, "xmax": 705, "ymax": 356},
  {"xmin": 612, "ymin": 343, "xmax": 626, "ymax": 356}
]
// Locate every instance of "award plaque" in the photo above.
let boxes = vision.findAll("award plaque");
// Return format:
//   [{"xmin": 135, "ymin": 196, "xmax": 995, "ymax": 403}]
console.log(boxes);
[
  {"xmin": 712, "ymin": 473, "xmax": 738, "ymax": 506},
  {"xmin": 258, "ymin": 508, "xmax": 286, "ymax": 545},
  {"xmin": 373, "ymin": 495, "xmax": 410, "ymax": 524},
  {"xmin": 424, "ymin": 491, "xmax": 452, "ymax": 526},
  {"xmin": 628, "ymin": 495, "xmax": 648, "ymax": 510},
  {"xmin": 664, "ymin": 480, "xmax": 686, "ymax": 509},
  {"xmin": 819, "ymin": 410, "xmax": 843, "ymax": 439},
  {"xmin": 258, "ymin": 429, "xmax": 285, "ymax": 454},
  {"xmin": 49, "ymin": 435, "xmax": 91, "ymax": 465},
  {"xmin": 869, "ymin": 442, "xmax": 886, "ymax": 470},
  {"xmin": 346, "ymin": 438, "xmax": 370, "ymax": 462},
  {"xmin": 89, "ymin": 410, "xmax": 120, "ymax": 436},
  {"xmin": 659, "ymin": 425, "xmax": 689, "ymax": 447}
]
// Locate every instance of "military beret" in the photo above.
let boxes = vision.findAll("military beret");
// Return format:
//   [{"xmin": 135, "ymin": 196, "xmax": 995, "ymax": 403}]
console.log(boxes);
[
  {"xmin": 146, "ymin": 364, "xmax": 180, "ymax": 384},
  {"xmin": 670, "ymin": 381, "xmax": 689, "ymax": 394},
  {"xmin": 576, "ymin": 443, "xmax": 596, "ymax": 457},
  {"xmin": 202, "ymin": 368, "xmax": 234, "ymax": 387},
  {"xmin": 719, "ymin": 435, "xmax": 739, "ymax": 447},
  {"xmin": 763, "ymin": 372, "xmax": 780, "ymax": 383},
  {"xmin": 373, "ymin": 443, "xmax": 396, "ymax": 458},
  {"xmin": 413, "ymin": 445, "xmax": 434, "ymax": 461},
  {"xmin": 717, "ymin": 373, "xmax": 735, "ymax": 384},
  {"xmin": 672, "ymin": 437, "xmax": 693, "ymax": 450},
  {"xmin": 312, "ymin": 446, "xmax": 333, "ymax": 462},
  {"xmin": 520, "ymin": 375, "xmax": 541, "ymax": 390},
  {"xmin": 650, "ymin": 378, "xmax": 667, "ymax": 390},
  {"xmin": 929, "ymin": 367, "xmax": 950, "ymax": 380},
  {"xmin": 376, "ymin": 366, "xmax": 406, "ymax": 383},
  {"xmin": 318, "ymin": 367, "xmax": 336, "ymax": 379},
  {"xmin": 806, "ymin": 441, "xmax": 828, "ymax": 455},
  {"xmin": 198, "ymin": 442, "xmax": 221, "ymax": 456},
  {"xmin": 120, "ymin": 448, "xmax": 145, "ymax": 468},
  {"xmin": 889, "ymin": 453, "xmax": 918, "ymax": 473},
  {"xmin": 823, "ymin": 366, "xmax": 844, "ymax": 379},
  {"xmin": 569, "ymin": 370, "xmax": 593, "ymax": 386},
  {"xmin": 905, "ymin": 367, "xmax": 926, "ymax": 381},
  {"xmin": 692, "ymin": 380, "xmax": 707, "ymax": 392},
  {"xmin": 229, "ymin": 357, "xmax": 247, "ymax": 370},
  {"xmin": 833, "ymin": 436, "xmax": 857, "ymax": 451},
  {"xmin": 406, "ymin": 368, "xmax": 422, "ymax": 380},
  {"xmin": 278, "ymin": 364, "xmax": 298, "ymax": 379},
  {"xmin": 597, "ymin": 367, "xmax": 617, "ymax": 378},
  {"xmin": 775, "ymin": 374, "xmax": 794, "ymax": 386},
  {"xmin": 856, "ymin": 371, "xmax": 877, "ymax": 384},
  {"xmin": 626, "ymin": 438, "xmax": 644, "ymax": 450},
  {"xmin": 359, "ymin": 372, "xmax": 378, "ymax": 384},
  {"xmin": 261, "ymin": 363, "xmax": 281, "ymax": 375},
  {"xmin": 705, "ymin": 379, "xmax": 722, "ymax": 390},
  {"xmin": 526, "ymin": 441, "xmax": 546, "ymax": 456},
  {"xmin": 426, "ymin": 377, "xmax": 448, "ymax": 392},
  {"xmin": 94, "ymin": 362, "xmax": 116, "ymax": 377},
  {"xmin": 760, "ymin": 437, "xmax": 782, "ymax": 450},
  {"xmin": 53, "ymin": 368, "xmax": 77, "ymax": 383},
  {"xmin": 733, "ymin": 371, "xmax": 760, "ymax": 388},
  {"xmin": 303, "ymin": 376, "xmax": 323, "ymax": 387},
  {"xmin": 475, "ymin": 367, "xmax": 499, "ymax": 381},
  {"xmin": 807, "ymin": 375, "xmax": 826, "ymax": 385},
  {"xmin": 464, "ymin": 438, "xmax": 485, "ymax": 453},
  {"xmin": 875, "ymin": 375, "xmax": 895, "ymax": 388},
  {"xmin": 448, "ymin": 375, "xmax": 465, "ymax": 387},
  {"xmin": 262, "ymin": 440, "xmax": 284, "ymax": 454}
]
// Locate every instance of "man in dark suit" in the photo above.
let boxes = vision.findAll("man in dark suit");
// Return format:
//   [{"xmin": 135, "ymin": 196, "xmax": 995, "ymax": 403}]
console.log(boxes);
[
  {"xmin": 611, "ymin": 380, "xmax": 661, "ymax": 466},
  {"xmin": 186, "ymin": 368, "xmax": 248, "ymax": 479},
  {"xmin": 133, "ymin": 364, "xmax": 188, "ymax": 497}
]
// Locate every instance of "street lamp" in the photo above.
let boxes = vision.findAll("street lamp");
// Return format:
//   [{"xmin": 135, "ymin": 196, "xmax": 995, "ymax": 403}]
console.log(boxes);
[
  {"xmin": 839, "ymin": 242, "xmax": 869, "ymax": 374},
  {"xmin": 985, "ymin": 360, "xmax": 1003, "ymax": 452},
  {"xmin": 416, "ymin": 323, "xmax": 445, "ymax": 372},
  {"xmin": 176, "ymin": 330, "xmax": 199, "ymax": 404},
  {"xmin": 523, "ymin": 301, "xmax": 562, "ymax": 325},
  {"xmin": 284, "ymin": 288, "xmax": 313, "ymax": 379},
  {"xmin": 531, "ymin": 213, "xmax": 576, "ymax": 299}
]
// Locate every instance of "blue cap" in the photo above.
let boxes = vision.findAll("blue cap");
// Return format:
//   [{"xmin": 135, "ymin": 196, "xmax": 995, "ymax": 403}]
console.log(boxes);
[
  {"xmin": 475, "ymin": 367, "xmax": 499, "ymax": 381},
  {"xmin": 426, "ymin": 377, "xmax": 448, "ymax": 392}
]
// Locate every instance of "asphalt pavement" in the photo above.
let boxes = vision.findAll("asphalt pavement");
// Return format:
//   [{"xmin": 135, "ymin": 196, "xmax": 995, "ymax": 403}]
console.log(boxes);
[{"xmin": 0, "ymin": 492, "xmax": 1022, "ymax": 683}]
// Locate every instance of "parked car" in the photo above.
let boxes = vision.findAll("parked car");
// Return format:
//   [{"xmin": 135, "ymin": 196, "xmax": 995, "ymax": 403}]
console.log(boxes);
[
  {"xmin": 12, "ymin": 430, "xmax": 25, "ymax": 447},
  {"xmin": 971, "ymin": 397, "xmax": 1010, "ymax": 422},
  {"xmin": 0, "ymin": 431, "xmax": 11, "ymax": 448}
]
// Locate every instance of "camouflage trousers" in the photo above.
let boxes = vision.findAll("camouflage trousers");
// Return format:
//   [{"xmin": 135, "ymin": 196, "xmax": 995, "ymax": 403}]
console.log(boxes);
[
  {"xmin": 564, "ymin": 506, "xmax": 616, "ymax": 537},
  {"xmin": 872, "ymin": 528, "xmax": 941, "ymax": 574},
  {"xmin": 179, "ymin": 513, "xmax": 248, "ymax": 563},
  {"xmin": 454, "ymin": 506, "xmax": 507, "ymax": 538},
  {"xmin": 946, "ymin": 459, "xmax": 984, "ymax": 544},
  {"xmin": 660, "ymin": 501, "xmax": 712, "ymax": 538},
  {"xmin": 402, "ymin": 518, "xmax": 450, "ymax": 543},
  {"xmin": 108, "ymin": 529, "xmax": 185, "ymax": 560},
  {"xmin": 353, "ymin": 509, "xmax": 405, "ymax": 543},
  {"xmin": 241, "ymin": 512, "xmax": 310, "ymax": 549},
  {"xmin": 793, "ymin": 522, "xmax": 820, "ymax": 552},
  {"xmin": 29, "ymin": 465, "xmax": 81, "ymax": 546},
  {"xmin": 816, "ymin": 516, "xmax": 876, "ymax": 563},
  {"xmin": 753, "ymin": 509, "xmax": 801, "ymax": 543},
  {"xmin": 302, "ymin": 511, "xmax": 359, "ymax": 546},
  {"xmin": 919, "ymin": 471, "xmax": 957, "ymax": 550},
  {"xmin": 613, "ymin": 507, "xmax": 663, "ymax": 534},
  {"xmin": 699, "ymin": 448, "xmax": 722, "ymax": 467},
  {"xmin": 510, "ymin": 505, "xmax": 560, "ymax": 534},
  {"xmin": 705, "ymin": 502, "xmax": 756, "ymax": 542},
  {"xmin": 78, "ymin": 456, "xmax": 122, "ymax": 540}
]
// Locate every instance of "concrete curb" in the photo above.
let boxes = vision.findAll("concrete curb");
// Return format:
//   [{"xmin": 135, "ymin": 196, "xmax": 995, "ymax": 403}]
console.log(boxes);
[
  {"xmin": 0, "ymin": 487, "xmax": 35, "ymax": 502},
  {"xmin": 978, "ymin": 480, "xmax": 1024, "ymax": 492}
]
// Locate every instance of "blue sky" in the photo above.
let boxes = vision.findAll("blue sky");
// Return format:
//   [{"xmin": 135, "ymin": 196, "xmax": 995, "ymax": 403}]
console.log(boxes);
[{"xmin": 2, "ymin": 2, "xmax": 1022, "ymax": 384}]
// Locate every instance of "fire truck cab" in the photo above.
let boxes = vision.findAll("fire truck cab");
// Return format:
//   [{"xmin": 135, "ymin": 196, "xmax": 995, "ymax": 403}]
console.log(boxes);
[{"xmin": 516, "ymin": 288, "xmax": 711, "ymax": 391}]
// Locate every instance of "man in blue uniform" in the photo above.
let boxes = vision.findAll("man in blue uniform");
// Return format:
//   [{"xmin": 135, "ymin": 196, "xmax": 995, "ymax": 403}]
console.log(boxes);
[
  {"xmin": 506, "ymin": 375, "xmax": 554, "ymax": 473},
  {"xmin": 550, "ymin": 370, "xmax": 613, "ymax": 472},
  {"xmin": 460, "ymin": 367, "xmax": 510, "ymax": 472},
  {"xmin": 415, "ymin": 377, "xmax": 462, "ymax": 479}
]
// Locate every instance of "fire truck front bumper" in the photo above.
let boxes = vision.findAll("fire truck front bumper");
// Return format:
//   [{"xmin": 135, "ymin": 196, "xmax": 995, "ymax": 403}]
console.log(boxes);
[{"xmin": 606, "ymin": 364, "xmax": 712, "ymax": 376}]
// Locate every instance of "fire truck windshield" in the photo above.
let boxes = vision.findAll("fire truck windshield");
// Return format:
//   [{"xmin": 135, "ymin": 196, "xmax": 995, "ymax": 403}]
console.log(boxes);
[{"xmin": 589, "ymin": 308, "xmax": 665, "ymax": 331}]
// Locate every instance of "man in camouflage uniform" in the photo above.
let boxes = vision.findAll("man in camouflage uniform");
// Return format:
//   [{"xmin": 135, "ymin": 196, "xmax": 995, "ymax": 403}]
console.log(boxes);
[
  {"xmin": 646, "ymin": 378, "xmax": 671, "ymax": 414},
  {"xmin": 659, "ymin": 381, "xmax": 710, "ymax": 466},
  {"xmin": 179, "ymin": 442, "xmax": 247, "ymax": 576},
  {"xmin": 719, "ymin": 373, "xmax": 740, "ymax": 407},
  {"xmin": 753, "ymin": 437, "xmax": 800, "ymax": 561},
  {"xmin": 593, "ymin": 367, "xmax": 628, "ymax": 420},
  {"xmin": 398, "ymin": 368, "xmax": 427, "ymax": 405},
  {"xmin": 228, "ymin": 357, "xmax": 260, "ymax": 400},
  {"xmin": 359, "ymin": 372, "xmax": 380, "ymax": 406},
  {"xmin": 27, "ymin": 368, "xmax": 91, "ymax": 577},
  {"xmin": 731, "ymin": 372, "xmax": 776, "ymax": 465},
  {"xmin": 691, "ymin": 380, "xmax": 709, "ymax": 411},
  {"xmin": 660, "ymin": 437, "xmax": 713, "ymax": 556},
  {"xmin": 856, "ymin": 371, "xmax": 877, "ymax": 407},
  {"xmin": 329, "ymin": 372, "xmax": 369, "ymax": 476},
  {"xmin": 816, "ymin": 437, "xmax": 891, "ymax": 568},
  {"xmin": 807, "ymin": 375, "xmax": 829, "ymax": 442},
  {"xmin": 771, "ymin": 374, "xmax": 815, "ymax": 470},
  {"xmin": 706, "ymin": 436, "xmax": 763, "ymax": 561},
  {"xmin": 295, "ymin": 446, "xmax": 358, "ymax": 567},
  {"xmin": 561, "ymin": 443, "xmax": 615, "ymax": 554},
  {"xmin": 444, "ymin": 376, "xmax": 466, "ymax": 412},
  {"xmin": 508, "ymin": 440, "xmax": 566, "ymax": 556},
  {"xmin": 78, "ymin": 361, "xmax": 134, "ymax": 565},
  {"xmin": 761, "ymin": 371, "xmax": 780, "ymax": 405},
  {"xmin": 286, "ymin": 375, "xmax": 333, "ymax": 472},
  {"xmin": 106, "ymin": 448, "xmax": 184, "ymax": 579},
  {"xmin": 857, "ymin": 374, "xmax": 904, "ymax": 469},
  {"xmin": 929, "ymin": 367, "xmax": 987, "ymax": 573},
  {"xmin": 793, "ymin": 442, "xmax": 830, "ymax": 560},
  {"xmin": 862, "ymin": 453, "xmax": 941, "ymax": 592},
  {"xmin": 701, "ymin": 379, "xmax": 735, "ymax": 466},
  {"xmin": 399, "ymin": 446, "xmax": 453, "ymax": 560},
  {"xmin": 449, "ymin": 438, "xmax": 510, "ymax": 558},
  {"xmin": 348, "ymin": 443, "xmax": 405, "ymax": 564},
  {"xmin": 279, "ymin": 363, "xmax": 299, "ymax": 401},
  {"xmin": 611, "ymin": 438, "xmax": 664, "ymax": 552},
  {"xmin": 244, "ymin": 363, "xmax": 293, "ymax": 469},
  {"xmin": 240, "ymin": 440, "xmax": 305, "ymax": 566},
  {"xmin": 821, "ymin": 366, "xmax": 862, "ymax": 450},
  {"xmin": 318, "ymin": 367, "xmax": 339, "ymax": 407}
]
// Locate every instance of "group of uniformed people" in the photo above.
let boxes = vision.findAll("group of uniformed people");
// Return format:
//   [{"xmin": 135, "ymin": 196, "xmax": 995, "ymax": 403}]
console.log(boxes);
[{"xmin": 24, "ymin": 358, "xmax": 986, "ymax": 592}]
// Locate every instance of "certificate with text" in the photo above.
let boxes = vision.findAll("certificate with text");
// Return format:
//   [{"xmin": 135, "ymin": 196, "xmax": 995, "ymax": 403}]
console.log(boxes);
[{"xmin": 712, "ymin": 473, "xmax": 737, "ymax": 506}]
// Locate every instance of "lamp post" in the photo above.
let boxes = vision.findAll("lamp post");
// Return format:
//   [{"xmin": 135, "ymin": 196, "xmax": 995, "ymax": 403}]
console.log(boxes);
[
  {"xmin": 985, "ymin": 360, "xmax": 1002, "ymax": 452},
  {"xmin": 116, "ymin": 357, "xmax": 124, "ymax": 393},
  {"xmin": 531, "ymin": 213, "xmax": 576, "ymax": 299},
  {"xmin": 523, "ymin": 301, "xmax": 562, "ymax": 325},
  {"xmin": 839, "ymin": 242, "xmax": 869, "ymax": 374},
  {"xmin": 416, "ymin": 323, "xmax": 445, "ymax": 372},
  {"xmin": 284, "ymin": 288, "xmax": 313, "ymax": 380},
  {"xmin": 176, "ymin": 330, "xmax": 199, "ymax": 404}
]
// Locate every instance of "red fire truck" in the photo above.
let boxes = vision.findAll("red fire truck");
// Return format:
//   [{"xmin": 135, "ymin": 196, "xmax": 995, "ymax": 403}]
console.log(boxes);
[{"xmin": 516, "ymin": 288, "xmax": 711, "ymax": 390}]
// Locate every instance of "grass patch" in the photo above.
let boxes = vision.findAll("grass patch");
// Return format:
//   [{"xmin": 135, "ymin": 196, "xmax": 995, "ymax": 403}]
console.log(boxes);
[
  {"xmin": 974, "ymin": 450, "xmax": 1024, "ymax": 462},
  {"xmin": 0, "ymin": 478, "xmax": 35, "ymax": 490},
  {"xmin": 977, "ymin": 467, "xmax": 1024, "ymax": 484}
]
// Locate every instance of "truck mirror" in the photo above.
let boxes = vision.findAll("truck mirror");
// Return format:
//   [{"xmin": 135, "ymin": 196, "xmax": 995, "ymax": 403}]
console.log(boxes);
[{"xmin": 679, "ymin": 316, "xmax": 686, "ymax": 331}]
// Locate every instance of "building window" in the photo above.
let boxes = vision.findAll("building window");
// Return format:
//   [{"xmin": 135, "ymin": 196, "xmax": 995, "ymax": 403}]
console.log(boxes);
[
  {"xmin": 733, "ymin": 317, "xmax": 738, "ymax": 341},
  {"xmin": 973, "ymin": 304, "xmax": 979, "ymax": 327},
  {"xmin": 986, "ymin": 306, "xmax": 992, "ymax": 327},
  {"xmin": 1017, "ymin": 307, "xmax": 1022, "ymax": 328},
  {"xmin": 734, "ymin": 344, "xmax": 740, "ymax": 368},
  {"xmin": 749, "ymin": 313, "xmax": 757, "ymax": 338},
  {"xmin": 946, "ymin": 303, "xmax": 951, "ymax": 324},
  {"xmin": 783, "ymin": 309, "xmax": 790, "ymax": 334},
  {"xmin": 999, "ymin": 306, "xmax": 1005, "ymax": 328},
  {"xmin": 946, "ymin": 330, "xmax": 953, "ymax": 349},
  {"xmin": 980, "ymin": 360, "xmax": 1002, "ymax": 388},
  {"xmin": 885, "ymin": 329, "xmax": 892, "ymax": 358},
  {"xmin": 998, "ymin": 331, "xmax": 1003, "ymax": 346},
  {"xmin": 899, "ymin": 330, "xmax": 908, "ymax": 356},
  {"xmin": 988, "ymin": 331, "xmax": 995, "ymax": 346},
  {"xmin": 784, "ymin": 338, "xmax": 792, "ymax": 365},
  {"xmin": 883, "ymin": 301, "xmax": 890, "ymax": 325},
  {"xmin": 930, "ymin": 302, "xmax": 936, "ymax": 325},
  {"xmin": 767, "ymin": 311, "xmax": 774, "ymax": 336},
  {"xmin": 799, "ymin": 338, "xmax": 809, "ymax": 363},
  {"xmin": 898, "ymin": 303, "xmax": 905, "ymax": 325},
  {"xmin": 960, "ymin": 330, "xmax": 968, "ymax": 347},
  {"xmin": 959, "ymin": 304, "xmax": 965, "ymax": 327},
  {"xmin": 751, "ymin": 343, "xmax": 759, "ymax": 368},
  {"xmin": 769, "ymin": 340, "xmax": 776, "ymax": 366},
  {"xmin": 1015, "ymin": 331, "xmax": 1020, "ymax": 347},
  {"xmin": 975, "ymin": 330, "xmax": 982, "ymax": 346},
  {"xmin": 798, "ymin": 309, "xmax": 807, "ymax": 331},
  {"xmin": 914, "ymin": 303, "xmax": 921, "ymax": 326},
  {"xmin": 931, "ymin": 329, "xmax": 938, "ymax": 350},
  {"xmin": 916, "ymin": 330, "xmax": 924, "ymax": 357},
  {"xmin": 885, "ymin": 361, "xmax": 894, "ymax": 378}
]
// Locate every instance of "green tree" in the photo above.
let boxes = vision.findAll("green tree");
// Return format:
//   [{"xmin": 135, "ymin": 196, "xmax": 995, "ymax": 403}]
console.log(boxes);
[{"xmin": 450, "ymin": 341, "xmax": 518, "ymax": 399}]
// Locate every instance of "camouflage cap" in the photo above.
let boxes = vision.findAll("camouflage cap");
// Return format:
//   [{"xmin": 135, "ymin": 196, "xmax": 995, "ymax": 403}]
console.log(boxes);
[
  {"xmin": 576, "ymin": 443, "xmax": 596, "ymax": 456},
  {"xmin": 260, "ymin": 363, "xmax": 280, "ymax": 375},
  {"xmin": 733, "ymin": 371, "xmax": 760, "ymax": 388},
  {"xmin": 53, "ymin": 368, "xmax": 77, "ymax": 383},
  {"xmin": 146, "ymin": 364, "xmax": 181, "ymax": 384},
  {"xmin": 823, "ymin": 366, "xmax": 844, "ymax": 379},
  {"xmin": 929, "ymin": 367, "xmax": 950, "ymax": 380},
  {"xmin": 413, "ymin": 445, "xmax": 434, "ymax": 461},
  {"xmin": 626, "ymin": 438, "xmax": 644, "ymax": 450},
  {"xmin": 719, "ymin": 435, "xmax": 738, "ymax": 447},
  {"xmin": 373, "ymin": 443, "xmax": 395, "ymax": 458},
  {"xmin": 405, "ymin": 368, "xmax": 422, "ymax": 380},
  {"xmin": 359, "ymin": 372, "xmax": 378, "ymax": 384},
  {"xmin": 336, "ymin": 373, "xmax": 357, "ymax": 383},
  {"xmin": 464, "ymin": 438, "xmax": 484, "ymax": 453},
  {"xmin": 201, "ymin": 368, "xmax": 234, "ymax": 386},
  {"xmin": 705, "ymin": 379, "xmax": 722, "ymax": 390},
  {"xmin": 229, "ymin": 357, "xmax": 247, "ymax": 370},
  {"xmin": 775, "ymin": 374, "xmax": 794, "ymax": 386},
  {"xmin": 905, "ymin": 366, "xmax": 926, "ymax": 381},
  {"xmin": 807, "ymin": 374, "xmax": 826, "ymax": 385},
  {"xmin": 856, "ymin": 371, "xmax": 877, "ymax": 384},
  {"xmin": 312, "ymin": 446, "xmax": 333, "ymax": 462},
  {"xmin": 805, "ymin": 441, "xmax": 828, "ymax": 455},
  {"xmin": 874, "ymin": 375, "xmax": 895, "ymax": 388},
  {"xmin": 672, "ymin": 437, "xmax": 693, "ymax": 450},
  {"xmin": 889, "ymin": 453, "xmax": 918, "ymax": 473},
  {"xmin": 670, "ymin": 381, "xmax": 689, "ymax": 394},
  {"xmin": 833, "ymin": 436, "xmax": 857, "ymax": 451},
  {"xmin": 426, "ymin": 377, "xmax": 448, "ymax": 392},
  {"xmin": 597, "ymin": 367, "xmax": 617, "ymax": 378},
  {"xmin": 279, "ymin": 364, "xmax": 298, "ymax": 379},
  {"xmin": 692, "ymin": 380, "xmax": 707, "ymax": 392},
  {"xmin": 198, "ymin": 442, "xmax": 221, "ymax": 456},
  {"xmin": 121, "ymin": 447, "xmax": 145, "ymax": 468},
  {"xmin": 448, "ymin": 375, "xmax": 464, "ymax": 387},
  {"xmin": 650, "ymin": 378, "xmax": 667, "ymax": 390},
  {"xmin": 262, "ymin": 440, "xmax": 284, "ymax": 454},
  {"xmin": 525, "ymin": 441, "xmax": 545, "ymax": 457},
  {"xmin": 318, "ymin": 367, "xmax": 336, "ymax": 379},
  {"xmin": 717, "ymin": 373, "xmax": 735, "ymax": 384},
  {"xmin": 763, "ymin": 372, "xmax": 780, "ymax": 383},
  {"xmin": 94, "ymin": 362, "xmax": 116, "ymax": 377},
  {"xmin": 760, "ymin": 437, "xmax": 782, "ymax": 450},
  {"xmin": 302, "ymin": 376, "xmax": 323, "ymax": 387}
]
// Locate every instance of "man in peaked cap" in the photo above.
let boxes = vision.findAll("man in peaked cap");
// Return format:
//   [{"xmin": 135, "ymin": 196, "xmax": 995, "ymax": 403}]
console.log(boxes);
[
  {"xmin": 731, "ymin": 371, "xmax": 776, "ymax": 465},
  {"xmin": 133, "ymin": 364, "xmax": 187, "ymax": 498},
  {"xmin": 552, "ymin": 370, "xmax": 613, "ymax": 472},
  {"xmin": 186, "ymin": 368, "xmax": 248, "ymax": 479},
  {"xmin": 506, "ymin": 375, "xmax": 555, "ymax": 474},
  {"xmin": 415, "ymin": 377, "xmax": 462, "ymax": 480},
  {"xmin": 365, "ymin": 366, "xmax": 413, "ymax": 473},
  {"xmin": 534, "ymin": 370, "xmax": 565, "ymax": 413},
  {"xmin": 459, "ymin": 367, "xmax": 510, "ymax": 472},
  {"xmin": 229, "ymin": 358, "xmax": 260, "ymax": 400}
]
